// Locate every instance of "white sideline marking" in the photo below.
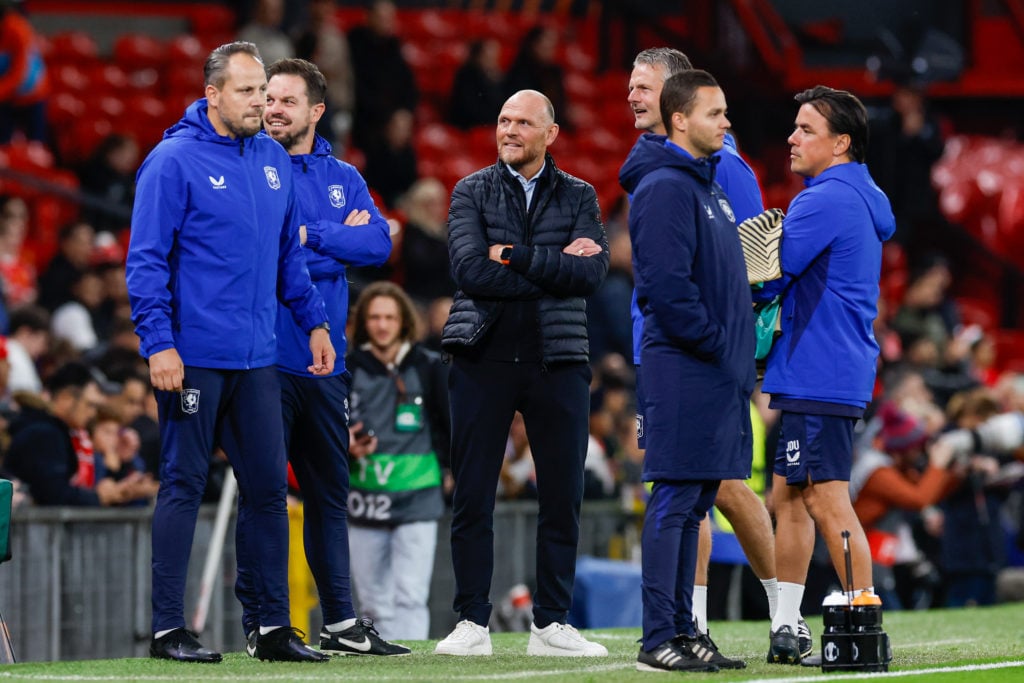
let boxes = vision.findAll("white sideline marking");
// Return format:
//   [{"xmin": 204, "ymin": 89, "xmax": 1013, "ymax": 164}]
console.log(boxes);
[
  {"xmin": 741, "ymin": 659, "xmax": 1024, "ymax": 683},
  {"xmin": 2, "ymin": 660, "xmax": 1021, "ymax": 682}
]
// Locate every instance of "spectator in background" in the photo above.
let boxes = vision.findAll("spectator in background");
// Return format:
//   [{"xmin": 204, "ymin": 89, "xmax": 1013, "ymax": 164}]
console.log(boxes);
[
  {"xmin": 940, "ymin": 388, "xmax": 1017, "ymax": 607},
  {"xmin": 37, "ymin": 220, "xmax": 94, "ymax": 312},
  {"xmin": 347, "ymin": 0, "xmax": 417, "ymax": 150},
  {"xmin": 362, "ymin": 108, "xmax": 417, "ymax": 209},
  {"xmin": 236, "ymin": 0, "xmax": 293, "ymax": 67},
  {"xmin": 51, "ymin": 268, "xmax": 104, "ymax": 352},
  {"xmin": 5, "ymin": 304, "xmax": 47, "ymax": 394},
  {"xmin": 420, "ymin": 295, "xmax": 451, "ymax": 353},
  {"xmin": 90, "ymin": 402, "xmax": 158, "ymax": 506},
  {"xmin": 77, "ymin": 134, "xmax": 138, "ymax": 234},
  {"xmin": 449, "ymin": 38, "xmax": 505, "ymax": 130},
  {"xmin": 4, "ymin": 361, "xmax": 139, "ymax": 505},
  {"xmin": 0, "ymin": 0, "xmax": 48, "ymax": 144},
  {"xmin": 346, "ymin": 281, "xmax": 450, "ymax": 641},
  {"xmin": 849, "ymin": 403, "xmax": 957, "ymax": 609},
  {"xmin": 293, "ymin": 0, "xmax": 355, "ymax": 150},
  {"xmin": 0, "ymin": 194, "xmax": 36, "ymax": 308},
  {"xmin": 867, "ymin": 83, "xmax": 945, "ymax": 255},
  {"xmin": 586, "ymin": 229, "xmax": 633, "ymax": 361},
  {"xmin": 503, "ymin": 26, "xmax": 568, "ymax": 131},
  {"xmin": 399, "ymin": 177, "xmax": 453, "ymax": 305}
]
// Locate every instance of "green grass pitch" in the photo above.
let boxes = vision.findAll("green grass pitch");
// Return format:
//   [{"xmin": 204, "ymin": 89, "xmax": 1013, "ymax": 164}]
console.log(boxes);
[{"xmin": 0, "ymin": 603, "xmax": 1022, "ymax": 681}]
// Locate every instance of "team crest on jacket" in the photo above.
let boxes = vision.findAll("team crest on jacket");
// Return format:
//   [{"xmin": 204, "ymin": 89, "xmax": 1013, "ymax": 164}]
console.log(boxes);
[
  {"xmin": 704, "ymin": 204, "xmax": 715, "ymax": 220},
  {"xmin": 181, "ymin": 388, "xmax": 201, "ymax": 415},
  {"xmin": 718, "ymin": 198, "xmax": 735, "ymax": 223},
  {"xmin": 328, "ymin": 184, "xmax": 346, "ymax": 208},
  {"xmin": 264, "ymin": 166, "xmax": 281, "ymax": 190}
]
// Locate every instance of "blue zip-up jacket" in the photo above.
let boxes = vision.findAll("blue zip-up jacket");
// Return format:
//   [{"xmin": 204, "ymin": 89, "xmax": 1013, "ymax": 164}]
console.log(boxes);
[
  {"xmin": 630, "ymin": 133, "xmax": 763, "ymax": 364},
  {"xmin": 620, "ymin": 134, "xmax": 755, "ymax": 480},
  {"xmin": 755, "ymin": 162, "xmax": 895, "ymax": 408},
  {"xmin": 276, "ymin": 134, "xmax": 391, "ymax": 376},
  {"xmin": 126, "ymin": 98, "xmax": 327, "ymax": 370}
]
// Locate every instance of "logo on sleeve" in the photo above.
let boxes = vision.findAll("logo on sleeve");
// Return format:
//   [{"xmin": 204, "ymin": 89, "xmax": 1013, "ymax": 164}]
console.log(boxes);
[
  {"xmin": 264, "ymin": 166, "xmax": 281, "ymax": 190},
  {"xmin": 328, "ymin": 185, "xmax": 346, "ymax": 208},
  {"xmin": 181, "ymin": 388, "xmax": 201, "ymax": 415},
  {"xmin": 209, "ymin": 175, "xmax": 226, "ymax": 190},
  {"xmin": 703, "ymin": 204, "xmax": 715, "ymax": 220}
]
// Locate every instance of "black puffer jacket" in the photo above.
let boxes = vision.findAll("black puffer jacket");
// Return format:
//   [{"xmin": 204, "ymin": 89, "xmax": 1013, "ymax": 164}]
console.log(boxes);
[{"xmin": 441, "ymin": 155, "xmax": 609, "ymax": 363}]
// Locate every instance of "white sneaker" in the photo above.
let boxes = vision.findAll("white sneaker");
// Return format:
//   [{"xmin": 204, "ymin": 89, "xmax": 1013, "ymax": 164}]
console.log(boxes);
[
  {"xmin": 434, "ymin": 620, "xmax": 492, "ymax": 656},
  {"xmin": 527, "ymin": 622, "xmax": 608, "ymax": 657}
]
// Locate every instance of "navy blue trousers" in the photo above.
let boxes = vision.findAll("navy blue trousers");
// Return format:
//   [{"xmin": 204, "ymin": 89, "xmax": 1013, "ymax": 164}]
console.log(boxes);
[
  {"xmin": 448, "ymin": 357, "xmax": 590, "ymax": 628},
  {"xmin": 151, "ymin": 366, "xmax": 289, "ymax": 632},
  {"xmin": 641, "ymin": 480, "xmax": 719, "ymax": 650},
  {"xmin": 236, "ymin": 371, "xmax": 354, "ymax": 634}
]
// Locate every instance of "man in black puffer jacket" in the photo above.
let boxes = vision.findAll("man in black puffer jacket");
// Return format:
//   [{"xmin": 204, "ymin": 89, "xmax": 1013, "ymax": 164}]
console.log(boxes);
[{"xmin": 435, "ymin": 90, "xmax": 609, "ymax": 658}]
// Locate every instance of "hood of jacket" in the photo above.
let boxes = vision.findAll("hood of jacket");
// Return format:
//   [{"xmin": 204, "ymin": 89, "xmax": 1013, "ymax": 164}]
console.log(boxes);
[
  {"xmin": 806, "ymin": 162, "xmax": 896, "ymax": 242},
  {"xmin": 619, "ymin": 133, "xmax": 718, "ymax": 195}
]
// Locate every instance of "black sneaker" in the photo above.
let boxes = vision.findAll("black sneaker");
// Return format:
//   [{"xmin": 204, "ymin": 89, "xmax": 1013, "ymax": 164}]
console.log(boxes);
[
  {"xmin": 637, "ymin": 639, "xmax": 719, "ymax": 673},
  {"xmin": 320, "ymin": 617, "xmax": 411, "ymax": 656},
  {"xmin": 767, "ymin": 624, "xmax": 801, "ymax": 664},
  {"xmin": 684, "ymin": 632, "xmax": 746, "ymax": 669},
  {"xmin": 245, "ymin": 630, "xmax": 257, "ymax": 658},
  {"xmin": 149, "ymin": 628, "xmax": 222, "ymax": 663},
  {"xmin": 255, "ymin": 627, "xmax": 330, "ymax": 662},
  {"xmin": 797, "ymin": 618, "xmax": 813, "ymax": 658}
]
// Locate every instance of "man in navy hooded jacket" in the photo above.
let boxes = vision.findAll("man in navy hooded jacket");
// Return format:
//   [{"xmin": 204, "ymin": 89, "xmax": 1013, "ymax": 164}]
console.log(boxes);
[
  {"xmin": 756, "ymin": 86, "xmax": 895, "ymax": 665},
  {"xmin": 126, "ymin": 42, "xmax": 334, "ymax": 663},
  {"xmin": 232, "ymin": 57, "xmax": 408, "ymax": 658},
  {"xmin": 619, "ymin": 70, "xmax": 755, "ymax": 673}
]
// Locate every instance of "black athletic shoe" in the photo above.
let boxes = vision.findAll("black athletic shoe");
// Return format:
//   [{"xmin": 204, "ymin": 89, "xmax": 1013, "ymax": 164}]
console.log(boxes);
[
  {"xmin": 797, "ymin": 618, "xmax": 813, "ymax": 658},
  {"xmin": 320, "ymin": 617, "xmax": 411, "ymax": 656},
  {"xmin": 767, "ymin": 624, "xmax": 801, "ymax": 664},
  {"xmin": 684, "ymin": 632, "xmax": 747, "ymax": 669},
  {"xmin": 637, "ymin": 639, "xmax": 719, "ymax": 673},
  {"xmin": 800, "ymin": 653, "xmax": 823, "ymax": 667},
  {"xmin": 245, "ymin": 630, "xmax": 257, "ymax": 658},
  {"xmin": 149, "ymin": 628, "xmax": 222, "ymax": 663},
  {"xmin": 255, "ymin": 627, "xmax": 330, "ymax": 662}
]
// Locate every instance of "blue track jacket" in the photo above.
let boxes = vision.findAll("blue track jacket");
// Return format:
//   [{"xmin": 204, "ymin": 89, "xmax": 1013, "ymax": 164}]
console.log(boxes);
[
  {"xmin": 276, "ymin": 134, "xmax": 391, "ymax": 376},
  {"xmin": 755, "ymin": 162, "xmax": 896, "ymax": 408},
  {"xmin": 620, "ymin": 135, "xmax": 755, "ymax": 480},
  {"xmin": 126, "ymin": 98, "xmax": 327, "ymax": 370},
  {"xmin": 630, "ymin": 133, "xmax": 763, "ymax": 364}
]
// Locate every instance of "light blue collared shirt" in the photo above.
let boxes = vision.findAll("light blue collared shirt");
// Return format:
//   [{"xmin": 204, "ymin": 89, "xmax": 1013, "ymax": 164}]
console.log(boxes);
[{"xmin": 506, "ymin": 161, "xmax": 546, "ymax": 208}]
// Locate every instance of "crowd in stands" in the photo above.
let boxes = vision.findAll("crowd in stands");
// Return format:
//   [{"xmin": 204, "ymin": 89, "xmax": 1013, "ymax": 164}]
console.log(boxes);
[{"xmin": 0, "ymin": 0, "xmax": 1021, "ymax": 616}]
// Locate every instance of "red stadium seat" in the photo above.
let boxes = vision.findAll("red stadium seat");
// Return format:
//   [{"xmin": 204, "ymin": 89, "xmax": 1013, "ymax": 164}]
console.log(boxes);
[
  {"xmin": 956, "ymin": 296, "xmax": 999, "ymax": 330},
  {"xmin": 113, "ymin": 33, "xmax": 166, "ymax": 70},
  {"xmin": 166, "ymin": 34, "xmax": 205, "ymax": 63},
  {"xmin": 47, "ymin": 31, "xmax": 99, "ymax": 65}
]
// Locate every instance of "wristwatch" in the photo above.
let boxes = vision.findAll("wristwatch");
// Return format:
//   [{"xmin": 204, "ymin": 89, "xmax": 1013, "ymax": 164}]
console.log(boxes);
[
  {"xmin": 499, "ymin": 245, "xmax": 513, "ymax": 265},
  {"xmin": 311, "ymin": 322, "xmax": 330, "ymax": 334}
]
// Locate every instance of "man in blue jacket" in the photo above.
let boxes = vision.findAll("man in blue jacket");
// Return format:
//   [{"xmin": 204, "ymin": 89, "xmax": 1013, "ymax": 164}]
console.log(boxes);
[
  {"xmin": 233, "ymin": 57, "xmax": 408, "ymax": 658},
  {"xmin": 619, "ymin": 69, "xmax": 755, "ymax": 673},
  {"xmin": 755, "ymin": 86, "xmax": 896, "ymax": 664},
  {"xmin": 126, "ymin": 42, "xmax": 334, "ymax": 664},
  {"xmin": 626, "ymin": 46, "xmax": 800, "ymax": 662}
]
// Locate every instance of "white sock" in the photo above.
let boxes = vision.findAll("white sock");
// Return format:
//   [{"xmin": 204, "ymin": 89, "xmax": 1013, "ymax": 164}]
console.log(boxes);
[
  {"xmin": 259, "ymin": 625, "xmax": 284, "ymax": 635},
  {"xmin": 154, "ymin": 628, "xmax": 175, "ymax": 639},
  {"xmin": 325, "ymin": 618, "xmax": 357, "ymax": 633},
  {"xmin": 692, "ymin": 585, "xmax": 708, "ymax": 634},
  {"xmin": 772, "ymin": 582, "xmax": 804, "ymax": 632},
  {"xmin": 760, "ymin": 577, "xmax": 779, "ymax": 621}
]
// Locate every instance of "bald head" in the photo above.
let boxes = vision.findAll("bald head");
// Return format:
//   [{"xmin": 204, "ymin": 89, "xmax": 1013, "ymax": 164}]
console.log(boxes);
[{"xmin": 503, "ymin": 89, "xmax": 555, "ymax": 126}]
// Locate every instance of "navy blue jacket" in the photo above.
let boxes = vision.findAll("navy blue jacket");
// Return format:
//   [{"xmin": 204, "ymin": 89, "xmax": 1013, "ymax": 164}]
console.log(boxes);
[
  {"xmin": 756, "ymin": 162, "xmax": 895, "ymax": 408},
  {"xmin": 276, "ymin": 134, "xmax": 391, "ymax": 376},
  {"xmin": 127, "ymin": 99, "xmax": 327, "ymax": 370},
  {"xmin": 620, "ymin": 134, "xmax": 755, "ymax": 480}
]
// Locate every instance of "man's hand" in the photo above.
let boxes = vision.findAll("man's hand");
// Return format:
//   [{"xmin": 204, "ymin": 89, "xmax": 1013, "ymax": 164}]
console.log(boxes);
[
  {"xmin": 489, "ymin": 244, "xmax": 508, "ymax": 263},
  {"xmin": 349, "ymin": 421, "xmax": 378, "ymax": 458},
  {"xmin": 563, "ymin": 237, "xmax": 602, "ymax": 257},
  {"xmin": 308, "ymin": 328, "xmax": 336, "ymax": 375},
  {"xmin": 149, "ymin": 348, "xmax": 184, "ymax": 392},
  {"xmin": 344, "ymin": 209, "xmax": 371, "ymax": 226}
]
